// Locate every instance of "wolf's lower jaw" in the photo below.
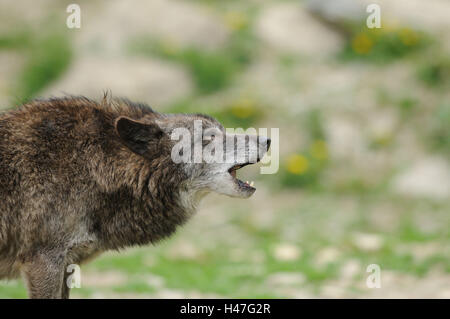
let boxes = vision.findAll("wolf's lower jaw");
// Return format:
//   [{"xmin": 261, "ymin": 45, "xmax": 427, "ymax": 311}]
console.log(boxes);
[{"xmin": 228, "ymin": 163, "xmax": 257, "ymax": 193}]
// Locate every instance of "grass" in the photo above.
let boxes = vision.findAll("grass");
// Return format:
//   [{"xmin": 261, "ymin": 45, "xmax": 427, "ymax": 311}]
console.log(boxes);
[
  {"xmin": 214, "ymin": 97, "xmax": 265, "ymax": 128},
  {"xmin": 340, "ymin": 27, "xmax": 429, "ymax": 64},
  {"xmin": 425, "ymin": 102, "xmax": 450, "ymax": 157},
  {"xmin": 279, "ymin": 152, "xmax": 327, "ymax": 189},
  {"xmin": 0, "ymin": 281, "xmax": 27, "ymax": 299},
  {"xmin": 180, "ymin": 49, "xmax": 235, "ymax": 94},
  {"xmin": 1, "ymin": 193, "xmax": 448, "ymax": 298},
  {"xmin": 129, "ymin": 39, "xmax": 235, "ymax": 94},
  {"xmin": 279, "ymin": 110, "xmax": 329, "ymax": 189},
  {"xmin": 112, "ymin": 281, "xmax": 156, "ymax": 294},
  {"xmin": 82, "ymin": 242, "xmax": 339, "ymax": 297},
  {"xmin": 89, "ymin": 195, "xmax": 448, "ymax": 296},
  {"xmin": 167, "ymin": 96, "xmax": 265, "ymax": 128},
  {"xmin": 418, "ymin": 56, "xmax": 450, "ymax": 88},
  {"xmin": 0, "ymin": 28, "xmax": 73, "ymax": 104},
  {"xmin": 128, "ymin": 20, "xmax": 257, "ymax": 95},
  {"xmin": 0, "ymin": 31, "xmax": 31, "ymax": 50},
  {"xmin": 16, "ymin": 32, "xmax": 72, "ymax": 103}
]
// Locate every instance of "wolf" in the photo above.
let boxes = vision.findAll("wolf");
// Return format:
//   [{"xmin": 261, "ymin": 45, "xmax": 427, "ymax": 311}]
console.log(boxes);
[{"xmin": 0, "ymin": 95, "xmax": 270, "ymax": 298}]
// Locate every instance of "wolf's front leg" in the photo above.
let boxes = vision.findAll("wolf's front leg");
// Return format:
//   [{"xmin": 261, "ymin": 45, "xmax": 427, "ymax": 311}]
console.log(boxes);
[
  {"xmin": 21, "ymin": 250, "xmax": 66, "ymax": 299},
  {"xmin": 61, "ymin": 265, "xmax": 73, "ymax": 299}
]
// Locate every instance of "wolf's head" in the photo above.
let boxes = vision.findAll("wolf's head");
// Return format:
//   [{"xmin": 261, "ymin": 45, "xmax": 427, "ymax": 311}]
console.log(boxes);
[{"xmin": 115, "ymin": 112, "xmax": 270, "ymax": 202}]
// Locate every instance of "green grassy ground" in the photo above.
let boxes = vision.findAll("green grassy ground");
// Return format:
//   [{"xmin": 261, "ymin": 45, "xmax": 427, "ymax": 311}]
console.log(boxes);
[{"xmin": 1, "ymin": 191, "xmax": 448, "ymax": 298}]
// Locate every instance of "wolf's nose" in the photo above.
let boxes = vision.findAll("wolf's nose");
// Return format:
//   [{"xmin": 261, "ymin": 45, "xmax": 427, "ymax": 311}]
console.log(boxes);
[{"xmin": 258, "ymin": 136, "xmax": 271, "ymax": 150}]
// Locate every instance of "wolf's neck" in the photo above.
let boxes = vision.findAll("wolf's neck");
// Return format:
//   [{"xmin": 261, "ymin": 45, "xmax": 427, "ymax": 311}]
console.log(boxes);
[
  {"xmin": 94, "ymin": 187, "xmax": 191, "ymax": 250},
  {"xmin": 178, "ymin": 189, "xmax": 209, "ymax": 216}
]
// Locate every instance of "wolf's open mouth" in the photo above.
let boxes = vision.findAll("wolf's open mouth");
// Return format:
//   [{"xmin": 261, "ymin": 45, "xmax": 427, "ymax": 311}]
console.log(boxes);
[{"xmin": 228, "ymin": 162, "xmax": 256, "ymax": 191}]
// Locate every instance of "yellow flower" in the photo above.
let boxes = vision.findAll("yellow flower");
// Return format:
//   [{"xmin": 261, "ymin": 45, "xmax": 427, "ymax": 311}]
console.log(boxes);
[
  {"xmin": 310, "ymin": 140, "xmax": 328, "ymax": 160},
  {"xmin": 372, "ymin": 134, "xmax": 393, "ymax": 147},
  {"xmin": 352, "ymin": 33, "xmax": 373, "ymax": 55},
  {"xmin": 399, "ymin": 28, "xmax": 419, "ymax": 46},
  {"xmin": 286, "ymin": 154, "xmax": 309, "ymax": 175},
  {"xmin": 224, "ymin": 11, "xmax": 248, "ymax": 31},
  {"xmin": 231, "ymin": 98, "xmax": 255, "ymax": 119}
]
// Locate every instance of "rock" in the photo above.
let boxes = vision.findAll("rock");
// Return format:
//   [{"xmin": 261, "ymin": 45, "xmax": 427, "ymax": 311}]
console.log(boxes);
[
  {"xmin": 315, "ymin": 247, "xmax": 341, "ymax": 266},
  {"xmin": 307, "ymin": 0, "xmax": 450, "ymax": 33},
  {"xmin": 376, "ymin": 0, "xmax": 450, "ymax": 33},
  {"xmin": 396, "ymin": 242, "xmax": 444, "ymax": 262},
  {"xmin": 147, "ymin": 289, "xmax": 186, "ymax": 299},
  {"xmin": 146, "ymin": 274, "xmax": 165, "ymax": 289},
  {"xmin": 43, "ymin": 56, "xmax": 192, "ymax": 107},
  {"xmin": 325, "ymin": 117, "xmax": 366, "ymax": 159},
  {"xmin": 392, "ymin": 157, "xmax": 450, "ymax": 199},
  {"xmin": 273, "ymin": 243, "xmax": 302, "ymax": 261},
  {"xmin": 77, "ymin": 0, "xmax": 229, "ymax": 54},
  {"xmin": 166, "ymin": 241, "xmax": 201, "ymax": 260},
  {"xmin": 256, "ymin": 3, "xmax": 343, "ymax": 56},
  {"xmin": 438, "ymin": 289, "xmax": 450, "ymax": 299},
  {"xmin": 81, "ymin": 271, "xmax": 127, "ymax": 287},
  {"xmin": 306, "ymin": 0, "xmax": 450, "ymax": 51},
  {"xmin": 353, "ymin": 233, "xmax": 383, "ymax": 252},
  {"xmin": 0, "ymin": 0, "xmax": 59, "ymax": 32},
  {"xmin": 321, "ymin": 284, "xmax": 348, "ymax": 298},
  {"xmin": 357, "ymin": 270, "xmax": 450, "ymax": 298},
  {"xmin": 340, "ymin": 259, "xmax": 362, "ymax": 279},
  {"xmin": 367, "ymin": 109, "xmax": 397, "ymax": 140},
  {"xmin": 306, "ymin": 0, "xmax": 367, "ymax": 24}
]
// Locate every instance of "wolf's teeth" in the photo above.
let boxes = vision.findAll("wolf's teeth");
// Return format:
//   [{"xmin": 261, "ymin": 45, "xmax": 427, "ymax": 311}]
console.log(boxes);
[{"xmin": 250, "ymin": 181, "xmax": 254, "ymax": 187}]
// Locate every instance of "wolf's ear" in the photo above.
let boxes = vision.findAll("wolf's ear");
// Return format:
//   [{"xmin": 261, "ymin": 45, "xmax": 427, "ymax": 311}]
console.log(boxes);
[{"xmin": 115, "ymin": 116, "xmax": 164, "ymax": 155}]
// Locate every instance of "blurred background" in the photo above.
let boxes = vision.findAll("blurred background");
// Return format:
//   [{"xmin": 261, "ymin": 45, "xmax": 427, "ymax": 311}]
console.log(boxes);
[{"xmin": 0, "ymin": 0, "xmax": 449, "ymax": 298}]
